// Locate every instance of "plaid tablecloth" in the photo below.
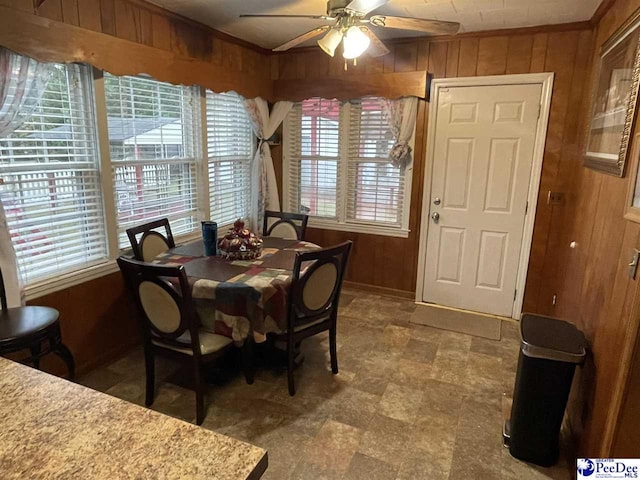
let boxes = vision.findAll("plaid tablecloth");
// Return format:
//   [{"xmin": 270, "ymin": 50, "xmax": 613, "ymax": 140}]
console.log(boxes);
[{"xmin": 153, "ymin": 237, "xmax": 319, "ymax": 343}]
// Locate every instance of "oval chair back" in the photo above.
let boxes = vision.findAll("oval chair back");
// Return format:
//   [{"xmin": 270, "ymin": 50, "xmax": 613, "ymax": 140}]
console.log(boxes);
[
  {"xmin": 282, "ymin": 241, "xmax": 352, "ymax": 396},
  {"xmin": 126, "ymin": 218, "xmax": 176, "ymax": 262},
  {"xmin": 117, "ymin": 257, "xmax": 201, "ymax": 356},
  {"xmin": 263, "ymin": 210, "xmax": 309, "ymax": 241},
  {"xmin": 288, "ymin": 241, "xmax": 352, "ymax": 332}
]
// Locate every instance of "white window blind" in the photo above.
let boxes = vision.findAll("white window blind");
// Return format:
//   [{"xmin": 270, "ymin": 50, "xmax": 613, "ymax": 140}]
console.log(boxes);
[
  {"xmin": 284, "ymin": 96, "xmax": 413, "ymax": 236},
  {"xmin": 286, "ymin": 98, "xmax": 341, "ymax": 219},
  {"xmin": 205, "ymin": 91, "xmax": 253, "ymax": 226},
  {"xmin": 104, "ymin": 74, "xmax": 201, "ymax": 247},
  {"xmin": 0, "ymin": 63, "xmax": 107, "ymax": 283},
  {"xmin": 347, "ymin": 97, "xmax": 404, "ymax": 226}
]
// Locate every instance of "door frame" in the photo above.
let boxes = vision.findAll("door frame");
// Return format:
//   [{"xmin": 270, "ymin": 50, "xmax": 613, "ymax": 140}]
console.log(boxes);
[{"xmin": 415, "ymin": 73, "xmax": 554, "ymax": 320}]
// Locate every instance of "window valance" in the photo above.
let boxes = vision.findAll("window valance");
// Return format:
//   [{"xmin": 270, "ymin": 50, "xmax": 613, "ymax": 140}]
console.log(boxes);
[
  {"xmin": 0, "ymin": 7, "xmax": 271, "ymax": 101},
  {"xmin": 273, "ymin": 71, "xmax": 429, "ymax": 102}
]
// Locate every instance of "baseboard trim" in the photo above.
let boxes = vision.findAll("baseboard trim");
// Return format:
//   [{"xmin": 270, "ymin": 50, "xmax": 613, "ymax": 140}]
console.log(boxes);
[{"xmin": 343, "ymin": 281, "xmax": 414, "ymax": 299}]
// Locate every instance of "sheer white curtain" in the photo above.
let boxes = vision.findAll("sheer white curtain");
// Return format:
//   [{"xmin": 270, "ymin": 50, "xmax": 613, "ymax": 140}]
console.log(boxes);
[
  {"xmin": 382, "ymin": 96, "xmax": 419, "ymax": 169},
  {"xmin": 0, "ymin": 49, "xmax": 53, "ymax": 136},
  {"xmin": 244, "ymin": 97, "xmax": 293, "ymax": 231},
  {"xmin": 0, "ymin": 48, "xmax": 54, "ymax": 306}
]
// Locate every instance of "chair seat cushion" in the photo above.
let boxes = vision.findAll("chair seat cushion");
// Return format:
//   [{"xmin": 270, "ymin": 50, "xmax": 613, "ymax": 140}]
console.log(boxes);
[
  {"xmin": 152, "ymin": 330, "xmax": 232, "ymax": 355},
  {"xmin": 0, "ymin": 307, "xmax": 59, "ymax": 343}
]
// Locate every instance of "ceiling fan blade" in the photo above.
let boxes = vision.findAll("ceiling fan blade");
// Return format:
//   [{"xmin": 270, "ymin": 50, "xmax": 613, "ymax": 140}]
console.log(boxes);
[
  {"xmin": 369, "ymin": 15, "xmax": 460, "ymax": 35},
  {"xmin": 272, "ymin": 26, "xmax": 332, "ymax": 52},
  {"xmin": 240, "ymin": 14, "xmax": 333, "ymax": 20},
  {"xmin": 362, "ymin": 27, "xmax": 389, "ymax": 57},
  {"xmin": 345, "ymin": 0, "xmax": 388, "ymax": 16}
]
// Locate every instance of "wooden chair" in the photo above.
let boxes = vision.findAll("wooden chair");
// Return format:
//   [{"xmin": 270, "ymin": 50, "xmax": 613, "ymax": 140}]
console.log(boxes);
[
  {"xmin": 263, "ymin": 210, "xmax": 309, "ymax": 241},
  {"xmin": 126, "ymin": 218, "xmax": 176, "ymax": 262},
  {"xmin": 0, "ymin": 269, "xmax": 75, "ymax": 379},
  {"xmin": 117, "ymin": 257, "xmax": 252, "ymax": 425},
  {"xmin": 278, "ymin": 241, "xmax": 352, "ymax": 396}
]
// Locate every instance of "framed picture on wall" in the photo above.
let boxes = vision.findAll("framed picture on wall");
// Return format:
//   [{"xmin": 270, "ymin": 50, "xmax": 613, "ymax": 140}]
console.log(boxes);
[
  {"xmin": 585, "ymin": 8, "xmax": 640, "ymax": 177},
  {"xmin": 625, "ymin": 133, "xmax": 640, "ymax": 222}
]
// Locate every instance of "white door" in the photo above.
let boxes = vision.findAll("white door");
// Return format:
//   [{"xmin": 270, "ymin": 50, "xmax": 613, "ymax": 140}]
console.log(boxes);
[{"xmin": 422, "ymin": 83, "xmax": 542, "ymax": 317}]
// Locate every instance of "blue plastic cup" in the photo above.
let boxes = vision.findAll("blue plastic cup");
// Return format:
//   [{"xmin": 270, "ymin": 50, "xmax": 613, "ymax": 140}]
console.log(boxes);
[{"xmin": 201, "ymin": 221, "xmax": 218, "ymax": 256}]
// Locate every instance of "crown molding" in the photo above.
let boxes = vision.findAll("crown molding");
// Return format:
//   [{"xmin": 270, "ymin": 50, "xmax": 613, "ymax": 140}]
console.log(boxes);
[{"xmin": 590, "ymin": 0, "xmax": 617, "ymax": 26}]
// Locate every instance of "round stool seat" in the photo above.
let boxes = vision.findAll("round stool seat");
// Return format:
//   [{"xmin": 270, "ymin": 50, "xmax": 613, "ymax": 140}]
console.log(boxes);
[
  {"xmin": 0, "ymin": 270, "xmax": 74, "ymax": 379},
  {"xmin": 0, "ymin": 306, "xmax": 60, "ymax": 344}
]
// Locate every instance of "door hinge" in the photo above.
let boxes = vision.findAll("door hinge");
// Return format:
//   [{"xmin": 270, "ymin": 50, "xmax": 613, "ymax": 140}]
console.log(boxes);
[
  {"xmin": 552, "ymin": 294, "xmax": 557, "ymax": 306},
  {"xmin": 525, "ymin": 201, "xmax": 529, "ymax": 215},
  {"xmin": 514, "ymin": 289, "xmax": 517, "ymax": 300},
  {"xmin": 537, "ymin": 103, "xmax": 542, "ymax": 119}
]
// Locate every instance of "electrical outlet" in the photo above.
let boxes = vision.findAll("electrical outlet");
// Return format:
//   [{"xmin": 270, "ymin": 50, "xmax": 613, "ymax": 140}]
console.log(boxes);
[{"xmin": 547, "ymin": 191, "xmax": 565, "ymax": 205}]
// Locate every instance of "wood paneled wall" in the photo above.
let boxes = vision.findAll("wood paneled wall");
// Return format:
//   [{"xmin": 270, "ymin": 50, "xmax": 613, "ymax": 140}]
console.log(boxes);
[
  {"xmin": 271, "ymin": 15, "xmax": 640, "ymax": 455},
  {"xmin": 27, "ymin": 273, "xmax": 139, "ymax": 377},
  {"xmin": 613, "ymin": 320, "xmax": 640, "ymax": 456},
  {"xmin": 270, "ymin": 10, "xmax": 640, "ymax": 455},
  {"xmin": 0, "ymin": 0, "xmax": 271, "ymax": 89},
  {"xmin": 548, "ymin": 0, "xmax": 640, "ymax": 457},
  {"xmin": 270, "ymin": 25, "xmax": 594, "ymax": 303}
]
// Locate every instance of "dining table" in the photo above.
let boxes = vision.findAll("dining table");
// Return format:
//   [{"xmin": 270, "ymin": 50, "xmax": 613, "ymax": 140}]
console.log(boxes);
[{"xmin": 152, "ymin": 236, "xmax": 320, "ymax": 343}]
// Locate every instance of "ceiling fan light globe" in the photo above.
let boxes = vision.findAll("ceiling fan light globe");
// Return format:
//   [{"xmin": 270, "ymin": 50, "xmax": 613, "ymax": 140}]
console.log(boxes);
[
  {"xmin": 342, "ymin": 26, "xmax": 370, "ymax": 59},
  {"xmin": 318, "ymin": 28, "xmax": 344, "ymax": 57}
]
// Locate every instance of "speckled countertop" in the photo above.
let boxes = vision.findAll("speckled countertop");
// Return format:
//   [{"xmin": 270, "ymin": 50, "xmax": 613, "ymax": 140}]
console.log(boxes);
[{"xmin": 0, "ymin": 358, "xmax": 267, "ymax": 479}]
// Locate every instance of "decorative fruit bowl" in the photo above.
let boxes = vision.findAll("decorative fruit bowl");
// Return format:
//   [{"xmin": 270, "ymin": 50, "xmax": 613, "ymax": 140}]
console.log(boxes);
[{"xmin": 217, "ymin": 219, "xmax": 263, "ymax": 260}]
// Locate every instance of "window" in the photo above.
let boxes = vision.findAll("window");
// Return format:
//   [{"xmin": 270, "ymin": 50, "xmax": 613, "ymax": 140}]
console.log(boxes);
[
  {"xmin": 205, "ymin": 91, "xmax": 254, "ymax": 226},
  {"xmin": 104, "ymin": 74, "xmax": 201, "ymax": 247},
  {"xmin": 0, "ymin": 64, "xmax": 107, "ymax": 283},
  {"xmin": 347, "ymin": 97, "xmax": 406, "ymax": 226},
  {"xmin": 1, "ymin": 59, "xmax": 258, "ymax": 295},
  {"xmin": 284, "ymin": 97, "xmax": 413, "ymax": 237},
  {"xmin": 286, "ymin": 98, "xmax": 341, "ymax": 219}
]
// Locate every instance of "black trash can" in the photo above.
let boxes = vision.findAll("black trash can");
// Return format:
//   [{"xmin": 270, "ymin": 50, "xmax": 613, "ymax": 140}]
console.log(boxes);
[{"xmin": 506, "ymin": 313, "xmax": 586, "ymax": 467}]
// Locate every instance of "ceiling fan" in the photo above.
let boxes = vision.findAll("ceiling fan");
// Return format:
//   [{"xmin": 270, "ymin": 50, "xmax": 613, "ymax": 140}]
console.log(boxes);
[{"xmin": 240, "ymin": 0, "xmax": 460, "ymax": 60}]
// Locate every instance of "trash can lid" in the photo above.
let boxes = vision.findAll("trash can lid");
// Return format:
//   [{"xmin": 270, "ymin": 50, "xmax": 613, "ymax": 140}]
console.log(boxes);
[{"xmin": 520, "ymin": 314, "xmax": 586, "ymax": 364}]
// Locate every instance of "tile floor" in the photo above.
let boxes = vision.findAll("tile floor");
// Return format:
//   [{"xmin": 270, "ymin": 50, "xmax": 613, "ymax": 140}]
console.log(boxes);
[{"xmin": 78, "ymin": 291, "xmax": 571, "ymax": 480}]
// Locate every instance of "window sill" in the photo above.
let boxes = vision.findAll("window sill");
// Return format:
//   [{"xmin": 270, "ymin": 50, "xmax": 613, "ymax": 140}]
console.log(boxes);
[
  {"xmin": 25, "ymin": 231, "xmax": 206, "ymax": 301},
  {"xmin": 25, "ymin": 220, "xmax": 404, "ymax": 301},
  {"xmin": 25, "ymin": 260, "xmax": 121, "ymax": 301},
  {"xmin": 308, "ymin": 219, "xmax": 410, "ymax": 238}
]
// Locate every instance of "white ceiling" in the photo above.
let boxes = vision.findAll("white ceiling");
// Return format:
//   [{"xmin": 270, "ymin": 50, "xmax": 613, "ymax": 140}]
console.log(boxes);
[{"xmin": 148, "ymin": 0, "xmax": 603, "ymax": 49}]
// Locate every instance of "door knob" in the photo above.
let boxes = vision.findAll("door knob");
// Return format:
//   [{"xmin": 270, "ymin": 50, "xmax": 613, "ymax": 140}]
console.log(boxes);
[
  {"xmin": 433, "ymin": 197, "xmax": 441, "ymax": 205},
  {"xmin": 431, "ymin": 212, "xmax": 440, "ymax": 223}
]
